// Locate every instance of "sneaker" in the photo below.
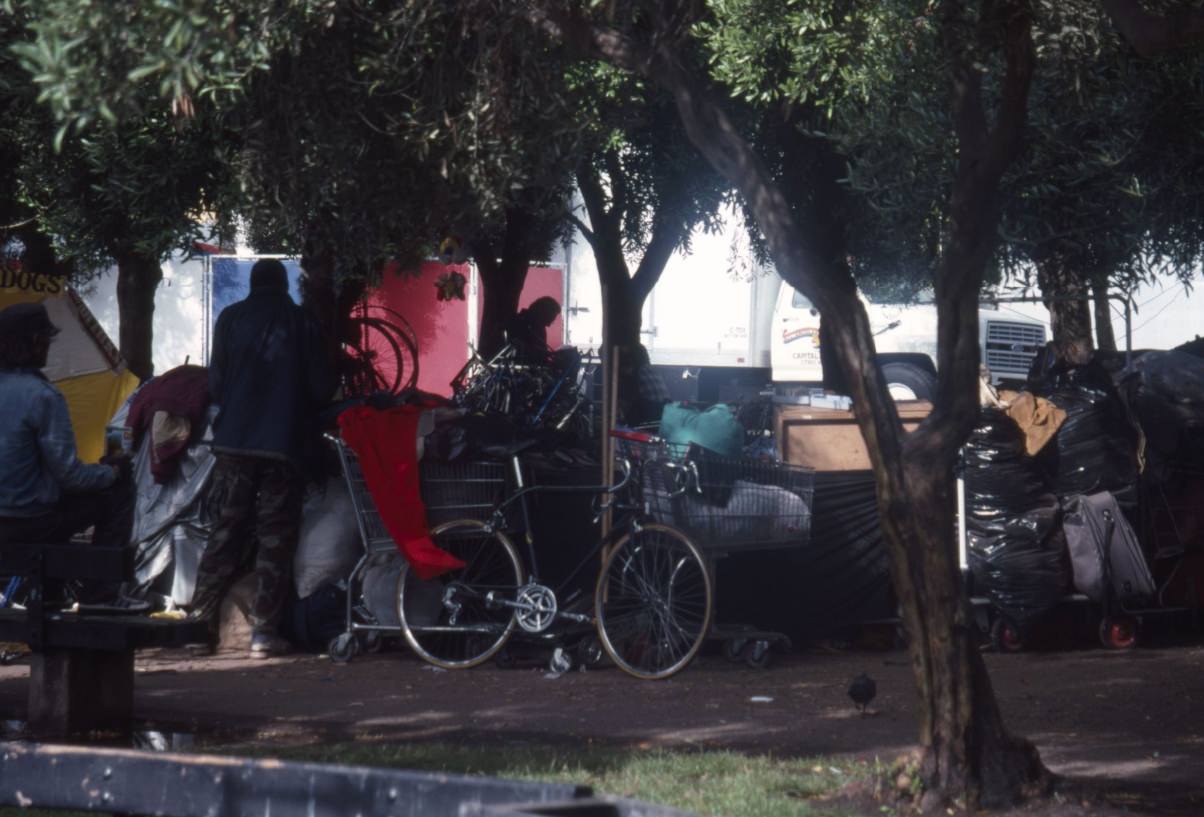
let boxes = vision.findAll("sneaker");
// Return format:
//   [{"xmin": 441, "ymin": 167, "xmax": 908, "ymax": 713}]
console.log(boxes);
[{"xmin": 249, "ymin": 632, "xmax": 292, "ymax": 659}]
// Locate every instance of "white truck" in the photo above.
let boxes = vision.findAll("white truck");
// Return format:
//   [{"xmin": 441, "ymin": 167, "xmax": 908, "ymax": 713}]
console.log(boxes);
[{"xmin": 563, "ymin": 235, "xmax": 1048, "ymax": 401}]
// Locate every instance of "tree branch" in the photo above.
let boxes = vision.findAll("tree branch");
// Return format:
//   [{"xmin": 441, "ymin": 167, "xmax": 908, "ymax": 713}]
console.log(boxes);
[
  {"xmin": 568, "ymin": 213, "xmax": 597, "ymax": 249},
  {"xmin": 911, "ymin": 0, "xmax": 1034, "ymax": 465},
  {"xmin": 575, "ymin": 157, "xmax": 612, "ymax": 239},
  {"xmin": 631, "ymin": 212, "xmax": 684, "ymax": 304},
  {"xmin": 1100, "ymin": 0, "xmax": 1204, "ymax": 57},
  {"xmin": 602, "ymin": 147, "xmax": 628, "ymax": 224}
]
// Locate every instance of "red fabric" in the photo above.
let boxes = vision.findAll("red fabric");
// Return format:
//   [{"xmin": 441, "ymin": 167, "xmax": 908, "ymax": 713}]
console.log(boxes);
[
  {"xmin": 127, "ymin": 364, "xmax": 211, "ymax": 484},
  {"xmin": 337, "ymin": 404, "xmax": 465, "ymax": 580}
]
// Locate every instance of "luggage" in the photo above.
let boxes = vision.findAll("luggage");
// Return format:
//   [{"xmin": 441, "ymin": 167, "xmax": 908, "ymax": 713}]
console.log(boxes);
[{"xmin": 1064, "ymin": 491, "xmax": 1155, "ymax": 603}]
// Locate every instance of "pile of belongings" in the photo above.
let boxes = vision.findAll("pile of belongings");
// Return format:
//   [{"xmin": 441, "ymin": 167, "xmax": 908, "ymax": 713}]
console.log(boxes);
[
  {"xmin": 965, "ymin": 360, "xmax": 1153, "ymax": 633},
  {"xmin": 643, "ymin": 402, "xmax": 813, "ymax": 550}
]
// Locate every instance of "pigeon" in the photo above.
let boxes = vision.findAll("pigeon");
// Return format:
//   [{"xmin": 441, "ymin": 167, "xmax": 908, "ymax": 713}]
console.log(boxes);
[{"xmin": 848, "ymin": 672, "xmax": 877, "ymax": 715}]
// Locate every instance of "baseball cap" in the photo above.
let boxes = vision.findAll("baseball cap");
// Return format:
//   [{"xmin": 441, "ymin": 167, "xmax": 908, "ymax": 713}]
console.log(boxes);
[{"xmin": 0, "ymin": 302, "xmax": 61, "ymax": 339}]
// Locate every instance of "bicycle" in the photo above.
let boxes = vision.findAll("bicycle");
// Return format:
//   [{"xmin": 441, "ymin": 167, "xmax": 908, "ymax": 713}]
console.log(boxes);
[
  {"xmin": 451, "ymin": 343, "xmax": 597, "ymax": 440},
  {"xmin": 342, "ymin": 303, "xmax": 420, "ymax": 397},
  {"xmin": 395, "ymin": 429, "xmax": 714, "ymax": 679}
]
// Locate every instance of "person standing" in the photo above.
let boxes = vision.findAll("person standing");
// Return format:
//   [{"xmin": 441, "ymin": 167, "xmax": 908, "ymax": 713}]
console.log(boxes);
[
  {"xmin": 0, "ymin": 302, "xmax": 133, "ymax": 564},
  {"xmin": 189, "ymin": 259, "xmax": 336, "ymax": 657}
]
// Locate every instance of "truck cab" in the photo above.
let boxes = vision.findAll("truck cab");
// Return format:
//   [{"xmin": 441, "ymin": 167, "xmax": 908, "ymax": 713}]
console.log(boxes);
[{"xmin": 771, "ymin": 284, "xmax": 1046, "ymax": 399}]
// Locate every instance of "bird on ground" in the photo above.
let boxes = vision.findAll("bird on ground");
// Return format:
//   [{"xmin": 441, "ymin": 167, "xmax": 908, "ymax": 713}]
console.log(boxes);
[{"xmin": 848, "ymin": 672, "xmax": 877, "ymax": 715}]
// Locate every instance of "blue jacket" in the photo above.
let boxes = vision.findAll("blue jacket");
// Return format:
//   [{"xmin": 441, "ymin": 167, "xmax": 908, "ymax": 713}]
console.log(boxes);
[
  {"xmin": 0, "ymin": 369, "xmax": 115, "ymax": 517},
  {"xmin": 208, "ymin": 286, "xmax": 336, "ymax": 463}
]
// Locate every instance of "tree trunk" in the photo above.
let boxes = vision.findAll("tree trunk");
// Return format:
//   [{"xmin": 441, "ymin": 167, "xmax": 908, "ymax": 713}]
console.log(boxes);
[
  {"xmin": 1092, "ymin": 272, "xmax": 1117, "ymax": 353},
  {"xmin": 895, "ymin": 458, "xmax": 1046, "ymax": 809},
  {"xmin": 604, "ymin": 278, "xmax": 643, "ymax": 354},
  {"xmin": 476, "ymin": 250, "xmax": 529, "ymax": 359},
  {"xmin": 1037, "ymin": 259, "xmax": 1094, "ymax": 366},
  {"xmin": 114, "ymin": 251, "xmax": 162, "ymax": 382},
  {"xmin": 1100, "ymin": 0, "xmax": 1204, "ymax": 56},
  {"xmin": 476, "ymin": 204, "xmax": 543, "ymax": 359}
]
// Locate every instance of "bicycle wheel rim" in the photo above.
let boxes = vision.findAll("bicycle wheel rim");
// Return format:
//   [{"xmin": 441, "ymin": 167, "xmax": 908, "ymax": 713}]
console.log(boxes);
[
  {"xmin": 398, "ymin": 520, "xmax": 523, "ymax": 669},
  {"xmin": 595, "ymin": 523, "xmax": 713, "ymax": 680}
]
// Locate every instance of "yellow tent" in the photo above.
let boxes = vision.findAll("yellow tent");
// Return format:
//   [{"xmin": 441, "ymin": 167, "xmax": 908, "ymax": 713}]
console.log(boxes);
[{"xmin": 0, "ymin": 266, "xmax": 141, "ymax": 463}]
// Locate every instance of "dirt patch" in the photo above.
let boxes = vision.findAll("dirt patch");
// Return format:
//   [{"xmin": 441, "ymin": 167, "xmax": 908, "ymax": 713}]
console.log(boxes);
[{"xmin": 1, "ymin": 637, "xmax": 1201, "ymax": 815}]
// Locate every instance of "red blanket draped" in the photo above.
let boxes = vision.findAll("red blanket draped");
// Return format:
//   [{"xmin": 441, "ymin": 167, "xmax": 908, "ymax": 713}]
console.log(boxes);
[{"xmin": 337, "ymin": 405, "xmax": 465, "ymax": 580}]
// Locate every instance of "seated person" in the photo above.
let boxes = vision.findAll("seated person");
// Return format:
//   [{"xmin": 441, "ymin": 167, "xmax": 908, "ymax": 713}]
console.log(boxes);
[
  {"xmin": 0, "ymin": 303, "xmax": 133, "ymax": 560},
  {"xmin": 505, "ymin": 296, "xmax": 561, "ymax": 365}
]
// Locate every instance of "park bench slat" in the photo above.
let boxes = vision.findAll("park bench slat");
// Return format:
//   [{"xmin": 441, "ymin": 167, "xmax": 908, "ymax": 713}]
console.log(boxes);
[{"xmin": 0, "ymin": 610, "xmax": 209, "ymax": 651}]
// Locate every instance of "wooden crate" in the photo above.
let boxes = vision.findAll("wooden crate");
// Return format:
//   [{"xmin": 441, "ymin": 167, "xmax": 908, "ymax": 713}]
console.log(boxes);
[{"xmin": 775, "ymin": 400, "xmax": 933, "ymax": 471}]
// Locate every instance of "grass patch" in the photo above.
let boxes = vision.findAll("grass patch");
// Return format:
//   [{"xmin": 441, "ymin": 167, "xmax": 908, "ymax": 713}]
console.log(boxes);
[
  {"xmin": 0, "ymin": 741, "xmax": 873, "ymax": 817},
  {"xmin": 236, "ymin": 740, "xmax": 868, "ymax": 817}
]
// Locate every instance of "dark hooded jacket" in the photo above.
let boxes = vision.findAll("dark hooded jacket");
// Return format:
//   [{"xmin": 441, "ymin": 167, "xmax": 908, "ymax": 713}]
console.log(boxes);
[{"xmin": 208, "ymin": 280, "xmax": 336, "ymax": 463}]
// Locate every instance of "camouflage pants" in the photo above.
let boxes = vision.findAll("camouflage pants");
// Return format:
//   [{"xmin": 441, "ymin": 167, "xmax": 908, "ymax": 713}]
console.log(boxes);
[{"xmin": 190, "ymin": 453, "xmax": 302, "ymax": 635}]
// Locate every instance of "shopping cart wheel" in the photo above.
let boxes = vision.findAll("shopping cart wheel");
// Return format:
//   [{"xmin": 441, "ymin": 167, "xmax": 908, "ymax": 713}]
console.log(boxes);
[
  {"xmin": 1098, "ymin": 616, "xmax": 1139, "ymax": 650},
  {"xmin": 576, "ymin": 634, "xmax": 607, "ymax": 669},
  {"xmin": 724, "ymin": 638, "xmax": 749, "ymax": 663},
  {"xmin": 990, "ymin": 617, "xmax": 1025, "ymax": 653},
  {"xmin": 360, "ymin": 630, "xmax": 384, "ymax": 654},
  {"xmin": 743, "ymin": 640, "xmax": 772, "ymax": 669},
  {"xmin": 328, "ymin": 632, "xmax": 357, "ymax": 664}
]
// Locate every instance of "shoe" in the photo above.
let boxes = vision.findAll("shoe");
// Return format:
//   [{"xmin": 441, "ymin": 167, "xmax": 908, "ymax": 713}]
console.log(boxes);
[{"xmin": 249, "ymin": 632, "xmax": 291, "ymax": 659}]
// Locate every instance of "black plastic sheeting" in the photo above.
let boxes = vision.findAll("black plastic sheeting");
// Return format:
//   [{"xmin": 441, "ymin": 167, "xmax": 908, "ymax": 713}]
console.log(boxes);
[
  {"xmin": 1033, "ymin": 366, "xmax": 1140, "ymax": 508},
  {"xmin": 1123, "ymin": 350, "xmax": 1204, "ymax": 471},
  {"xmin": 716, "ymin": 471, "xmax": 894, "ymax": 642},
  {"xmin": 963, "ymin": 409, "xmax": 1067, "ymax": 631}
]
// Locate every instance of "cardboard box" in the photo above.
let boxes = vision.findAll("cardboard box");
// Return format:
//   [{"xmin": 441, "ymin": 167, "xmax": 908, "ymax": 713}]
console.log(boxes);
[{"xmin": 776, "ymin": 400, "xmax": 933, "ymax": 471}]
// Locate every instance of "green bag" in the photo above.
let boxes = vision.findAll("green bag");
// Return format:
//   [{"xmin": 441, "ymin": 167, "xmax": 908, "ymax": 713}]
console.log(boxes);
[{"xmin": 659, "ymin": 403, "xmax": 743, "ymax": 459}]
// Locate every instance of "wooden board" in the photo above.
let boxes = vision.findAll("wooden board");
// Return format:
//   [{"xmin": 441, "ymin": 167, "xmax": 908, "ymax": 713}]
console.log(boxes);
[{"xmin": 775, "ymin": 401, "xmax": 933, "ymax": 472}]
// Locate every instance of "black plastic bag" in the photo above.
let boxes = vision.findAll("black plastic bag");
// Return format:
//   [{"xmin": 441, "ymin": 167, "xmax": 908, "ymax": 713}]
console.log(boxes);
[
  {"xmin": 964, "ymin": 409, "xmax": 1068, "ymax": 630},
  {"xmin": 283, "ymin": 582, "xmax": 348, "ymax": 652},
  {"xmin": 1034, "ymin": 366, "xmax": 1139, "ymax": 502}
]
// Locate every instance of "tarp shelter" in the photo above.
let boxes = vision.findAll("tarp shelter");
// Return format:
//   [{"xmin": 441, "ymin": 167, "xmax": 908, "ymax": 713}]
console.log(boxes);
[{"xmin": 0, "ymin": 264, "xmax": 140, "ymax": 462}]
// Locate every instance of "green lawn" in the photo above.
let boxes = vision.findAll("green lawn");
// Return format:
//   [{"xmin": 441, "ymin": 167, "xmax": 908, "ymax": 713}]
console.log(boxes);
[{"xmin": 248, "ymin": 741, "xmax": 874, "ymax": 817}]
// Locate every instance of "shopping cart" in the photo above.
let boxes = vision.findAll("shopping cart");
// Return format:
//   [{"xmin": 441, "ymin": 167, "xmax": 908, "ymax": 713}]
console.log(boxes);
[
  {"xmin": 614, "ymin": 434, "xmax": 815, "ymax": 667},
  {"xmin": 323, "ymin": 433, "xmax": 507, "ymax": 662}
]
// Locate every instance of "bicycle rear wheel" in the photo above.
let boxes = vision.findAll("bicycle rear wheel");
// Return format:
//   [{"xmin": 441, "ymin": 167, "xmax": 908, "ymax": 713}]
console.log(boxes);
[
  {"xmin": 397, "ymin": 519, "xmax": 524, "ymax": 669},
  {"xmin": 595, "ymin": 523, "xmax": 713, "ymax": 680}
]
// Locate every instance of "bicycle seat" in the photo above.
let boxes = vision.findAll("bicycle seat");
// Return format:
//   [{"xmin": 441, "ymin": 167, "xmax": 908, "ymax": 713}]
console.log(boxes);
[{"xmin": 481, "ymin": 439, "xmax": 540, "ymax": 459}]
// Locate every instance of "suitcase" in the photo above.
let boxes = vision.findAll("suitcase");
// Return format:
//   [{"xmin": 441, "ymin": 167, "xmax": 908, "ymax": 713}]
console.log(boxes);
[{"xmin": 1064, "ymin": 491, "xmax": 1155, "ymax": 603}]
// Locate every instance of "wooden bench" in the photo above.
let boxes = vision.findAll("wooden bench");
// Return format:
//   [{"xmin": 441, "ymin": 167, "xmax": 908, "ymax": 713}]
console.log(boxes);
[{"xmin": 0, "ymin": 542, "xmax": 209, "ymax": 735}]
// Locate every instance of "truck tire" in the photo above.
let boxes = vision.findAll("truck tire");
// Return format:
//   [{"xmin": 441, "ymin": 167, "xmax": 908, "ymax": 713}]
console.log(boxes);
[{"xmin": 880, "ymin": 361, "xmax": 937, "ymax": 401}]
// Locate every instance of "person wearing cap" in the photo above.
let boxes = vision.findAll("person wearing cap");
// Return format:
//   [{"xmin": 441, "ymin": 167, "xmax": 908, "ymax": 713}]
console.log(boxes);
[
  {"xmin": 0, "ymin": 302, "xmax": 133, "ymax": 557},
  {"xmin": 187, "ymin": 259, "xmax": 336, "ymax": 658}
]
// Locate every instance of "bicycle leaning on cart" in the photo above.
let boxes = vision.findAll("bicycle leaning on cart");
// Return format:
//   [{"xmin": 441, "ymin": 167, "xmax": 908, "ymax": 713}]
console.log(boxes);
[{"xmin": 326, "ymin": 429, "xmax": 715, "ymax": 680}]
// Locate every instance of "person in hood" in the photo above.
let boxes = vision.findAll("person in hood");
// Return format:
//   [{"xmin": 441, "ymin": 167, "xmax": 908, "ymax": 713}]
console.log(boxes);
[
  {"xmin": 189, "ymin": 259, "xmax": 336, "ymax": 658},
  {"xmin": 0, "ymin": 302, "xmax": 133, "ymax": 570}
]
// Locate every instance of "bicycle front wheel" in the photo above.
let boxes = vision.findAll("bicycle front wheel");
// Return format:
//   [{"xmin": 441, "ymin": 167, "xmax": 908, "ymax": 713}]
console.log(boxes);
[
  {"xmin": 595, "ymin": 523, "xmax": 713, "ymax": 680},
  {"xmin": 397, "ymin": 519, "xmax": 524, "ymax": 669}
]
